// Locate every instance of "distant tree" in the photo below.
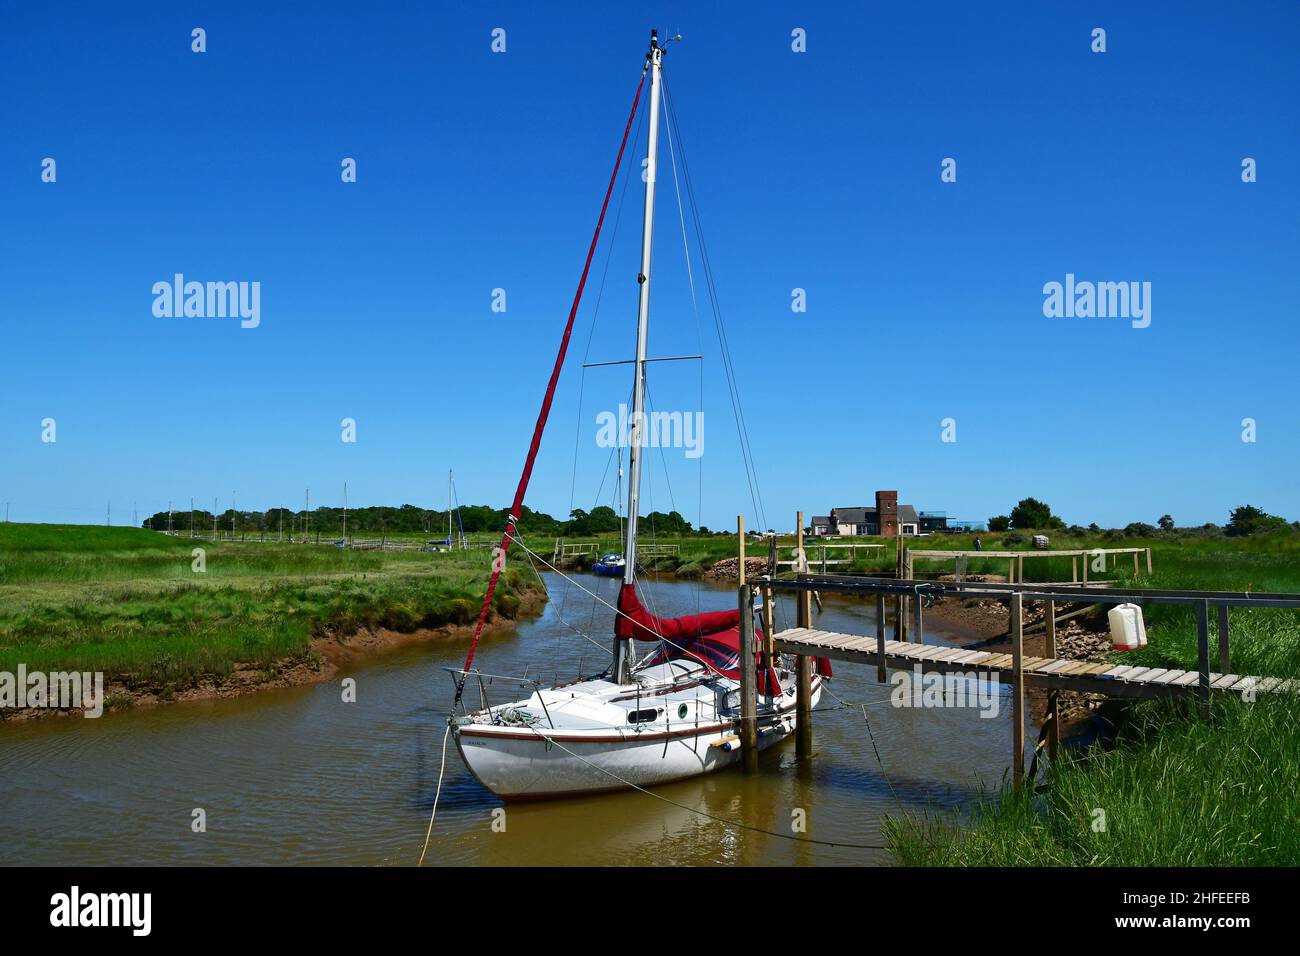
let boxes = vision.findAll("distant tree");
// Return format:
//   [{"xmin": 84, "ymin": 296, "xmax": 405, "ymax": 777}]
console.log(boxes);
[
  {"xmin": 988, "ymin": 515, "xmax": 1010, "ymax": 532},
  {"xmin": 1009, "ymin": 497, "xmax": 1055, "ymax": 530},
  {"xmin": 644, "ymin": 510, "xmax": 692, "ymax": 535},
  {"xmin": 1088, "ymin": 522, "xmax": 1101, "ymax": 533},
  {"xmin": 1158, "ymin": 514, "xmax": 1175, "ymax": 532},
  {"xmin": 1124, "ymin": 522, "xmax": 1158, "ymax": 537},
  {"xmin": 1225, "ymin": 505, "xmax": 1290, "ymax": 537}
]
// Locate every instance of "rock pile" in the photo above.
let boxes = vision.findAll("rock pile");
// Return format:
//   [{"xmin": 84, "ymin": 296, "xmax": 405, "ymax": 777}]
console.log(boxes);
[{"xmin": 705, "ymin": 557, "xmax": 770, "ymax": 582}]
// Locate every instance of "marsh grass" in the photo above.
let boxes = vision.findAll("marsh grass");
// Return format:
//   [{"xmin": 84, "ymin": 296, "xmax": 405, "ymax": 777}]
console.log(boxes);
[
  {"xmin": 882, "ymin": 530, "xmax": 1300, "ymax": 865},
  {"xmin": 0, "ymin": 524, "xmax": 538, "ymax": 693},
  {"xmin": 886, "ymin": 694, "xmax": 1300, "ymax": 865}
]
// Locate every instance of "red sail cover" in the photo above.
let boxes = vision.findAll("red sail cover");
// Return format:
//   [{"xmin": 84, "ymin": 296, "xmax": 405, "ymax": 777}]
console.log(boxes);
[{"xmin": 616, "ymin": 584, "xmax": 830, "ymax": 694}]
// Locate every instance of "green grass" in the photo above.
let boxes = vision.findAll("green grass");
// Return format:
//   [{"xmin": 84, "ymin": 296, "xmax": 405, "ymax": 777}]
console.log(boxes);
[
  {"xmin": 883, "ymin": 530, "xmax": 1300, "ymax": 865},
  {"xmin": 886, "ymin": 695, "xmax": 1300, "ymax": 866},
  {"xmin": 0, "ymin": 524, "xmax": 540, "ymax": 694}
]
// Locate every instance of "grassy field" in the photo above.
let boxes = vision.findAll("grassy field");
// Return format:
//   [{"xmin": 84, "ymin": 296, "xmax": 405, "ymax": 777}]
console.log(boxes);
[
  {"xmin": 882, "ymin": 530, "xmax": 1300, "ymax": 865},
  {"xmin": 0, "ymin": 524, "xmax": 540, "ymax": 695}
]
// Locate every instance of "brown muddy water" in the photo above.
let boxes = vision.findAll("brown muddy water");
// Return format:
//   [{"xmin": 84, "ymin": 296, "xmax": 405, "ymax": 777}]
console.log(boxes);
[{"xmin": 0, "ymin": 574, "xmax": 1029, "ymax": 865}]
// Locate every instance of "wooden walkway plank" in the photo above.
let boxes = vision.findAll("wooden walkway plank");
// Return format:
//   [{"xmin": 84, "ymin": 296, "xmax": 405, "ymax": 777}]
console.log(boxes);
[
  {"xmin": 1120, "ymin": 667, "xmax": 1156, "ymax": 683},
  {"xmin": 772, "ymin": 628, "xmax": 1292, "ymax": 699}
]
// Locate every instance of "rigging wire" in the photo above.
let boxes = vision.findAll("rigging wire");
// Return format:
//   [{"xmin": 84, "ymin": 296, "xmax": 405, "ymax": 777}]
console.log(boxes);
[
  {"xmin": 568, "ymin": 91, "xmax": 648, "ymax": 524},
  {"xmin": 455, "ymin": 67, "xmax": 649, "ymax": 702},
  {"xmin": 663, "ymin": 76, "xmax": 769, "ymax": 535},
  {"xmin": 661, "ymin": 80, "xmax": 707, "ymax": 616}
]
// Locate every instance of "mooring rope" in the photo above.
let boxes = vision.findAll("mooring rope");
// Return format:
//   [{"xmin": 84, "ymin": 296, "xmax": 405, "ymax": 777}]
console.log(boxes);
[{"xmin": 416, "ymin": 723, "xmax": 452, "ymax": 867}]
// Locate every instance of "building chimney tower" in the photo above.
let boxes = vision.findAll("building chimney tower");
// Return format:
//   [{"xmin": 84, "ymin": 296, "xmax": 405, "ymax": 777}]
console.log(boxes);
[{"xmin": 876, "ymin": 490, "xmax": 899, "ymax": 537}]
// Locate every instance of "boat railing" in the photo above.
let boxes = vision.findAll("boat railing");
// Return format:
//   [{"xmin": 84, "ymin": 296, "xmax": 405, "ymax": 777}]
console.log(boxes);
[{"xmin": 442, "ymin": 666, "xmax": 568, "ymax": 726}]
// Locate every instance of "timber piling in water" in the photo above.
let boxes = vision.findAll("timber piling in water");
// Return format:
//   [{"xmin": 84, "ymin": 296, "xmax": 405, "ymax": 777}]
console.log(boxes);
[
  {"xmin": 794, "ymin": 511, "xmax": 813, "ymax": 758},
  {"xmin": 737, "ymin": 515, "xmax": 758, "ymax": 772}
]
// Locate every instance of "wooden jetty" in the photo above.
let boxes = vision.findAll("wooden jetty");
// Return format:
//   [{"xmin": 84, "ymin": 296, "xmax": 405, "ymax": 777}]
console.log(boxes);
[
  {"xmin": 735, "ymin": 514, "xmax": 1300, "ymax": 789},
  {"xmin": 906, "ymin": 545, "xmax": 1152, "ymax": 585}
]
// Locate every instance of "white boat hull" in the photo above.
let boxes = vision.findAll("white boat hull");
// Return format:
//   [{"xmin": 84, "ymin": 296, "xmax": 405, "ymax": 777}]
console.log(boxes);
[{"xmin": 453, "ymin": 679, "xmax": 821, "ymax": 800}]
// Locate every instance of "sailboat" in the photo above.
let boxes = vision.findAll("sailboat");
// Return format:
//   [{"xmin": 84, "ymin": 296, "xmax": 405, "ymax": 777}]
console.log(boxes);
[{"xmin": 448, "ymin": 31, "xmax": 826, "ymax": 800}]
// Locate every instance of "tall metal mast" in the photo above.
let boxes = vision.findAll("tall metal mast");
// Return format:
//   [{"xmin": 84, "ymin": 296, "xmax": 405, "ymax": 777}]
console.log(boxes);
[{"xmin": 613, "ymin": 30, "xmax": 664, "ymax": 684}]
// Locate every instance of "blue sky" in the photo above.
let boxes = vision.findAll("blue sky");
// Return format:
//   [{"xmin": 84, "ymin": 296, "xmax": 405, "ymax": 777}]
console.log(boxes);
[{"xmin": 2, "ymin": 1, "xmax": 1297, "ymax": 532}]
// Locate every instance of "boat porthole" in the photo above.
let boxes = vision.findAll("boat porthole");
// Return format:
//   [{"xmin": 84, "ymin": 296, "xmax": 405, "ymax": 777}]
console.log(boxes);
[{"xmin": 678, "ymin": 703, "xmax": 688, "ymax": 719}]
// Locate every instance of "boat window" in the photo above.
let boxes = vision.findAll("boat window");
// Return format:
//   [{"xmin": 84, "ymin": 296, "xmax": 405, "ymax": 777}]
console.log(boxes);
[
  {"xmin": 677, "ymin": 703, "xmax": 689, "ymax": 719},
  {"xmin": 627, "ymin": 708, "xmax": 660, "ymax": 724}
]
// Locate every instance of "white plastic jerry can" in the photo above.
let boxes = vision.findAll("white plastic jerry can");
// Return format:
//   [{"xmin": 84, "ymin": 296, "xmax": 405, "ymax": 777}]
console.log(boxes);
[{"xmin": 1108, "ymin": 603, "xmax": 1147, "ymax": 651}]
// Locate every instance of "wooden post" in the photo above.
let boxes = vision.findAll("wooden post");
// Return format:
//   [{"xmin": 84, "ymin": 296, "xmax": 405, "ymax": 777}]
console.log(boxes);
[
  {"xmin": 795, "ymin": 511, "xmax": 813, "ymax": 757},
  {"xmin": 795, "ymin": 569, "xmax": 810, "ymax": 637},
  {"xmin": 762, "ymin": 580, "xmax": 775, "ymax": 656},
  {"xmin": 1133, "ymin": 551, "xmax": 1140, "ymax": 577},
  {"xmin": 1045, "ymin": 599, "xmax": 1060, "ymax": 762},
  {"xmin": 737, "ymin": 515, "xmax": 746, "ymax": 586},
  {"xmin": 1217, "ymin": 604, "xmax": 1230, "ymax": 676},
  {"xmin": 913, "ymin": 587, "xmax": 924, "ymax": 644},
  {"xmin": 900, "ymin": 546, "xmax": 911, "ymax": 642},
  {"xmin": 1017, "ymin": 553, "xmax": 1024, "ymax": 584},
  {"xmin": 1072, "ymin": 555, "xmax": 1078, "ymax": 583},
  {"xmin": 1196, "ymin": 599, "xmax": 1211, "ymax": 719},
  {"xmin": 1145, "ymin": 548, "xmax": 1153, "ymax": 574},
  {"xmin": 875, "ymin": 593, "xmax": 886, "ymax": 684},
  {"xmin": 738, "ymin": 582, "xmax": 758, "ymax": 772},
  {"xmin": 1011, "ymin": 593, "xmax": 1025, "ymax": 790},
  {"xmin": 894, "ymin": 536, "xmax": 905, "ymax": 643},
  {"xmin": 1082, "ymin": 552, "xmax": 1089, "ymax": 586},
  {"xmin": 1008, "ymin": 557, "xmax": 1015, "ymax": 584}
]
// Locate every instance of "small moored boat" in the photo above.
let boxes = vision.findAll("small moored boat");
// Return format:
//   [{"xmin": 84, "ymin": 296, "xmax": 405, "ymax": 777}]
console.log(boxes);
[{"xmin": 592, "ymin": 553, "xmax": 626, "ymax": 576}]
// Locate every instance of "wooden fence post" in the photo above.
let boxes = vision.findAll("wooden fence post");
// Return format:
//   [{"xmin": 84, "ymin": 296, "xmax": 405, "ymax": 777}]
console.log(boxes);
[
  {"xmin": 1045, "ymin": 599, "xmax": 1060, "ymax": 762},
  {"xmin": 1196, "ymin": 599, "xmax": 1211, "ymax": 719},
  {"xmin": 1011, "ymin": 593, "xmax": 1025, "ymax": 790},
  {"xmin": 1217, "ymin": 604, "xmax": 1231, "ymax": 676}
]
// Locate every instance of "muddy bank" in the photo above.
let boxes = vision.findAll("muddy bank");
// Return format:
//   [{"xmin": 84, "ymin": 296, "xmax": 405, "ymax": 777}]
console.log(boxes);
[{"xmin": 1, "ymin": 591, "xmax": 547, "ymax": 723}]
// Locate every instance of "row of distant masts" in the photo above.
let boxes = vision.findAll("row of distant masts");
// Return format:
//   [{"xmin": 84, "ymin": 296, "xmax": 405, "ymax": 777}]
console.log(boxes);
[
  {"xmin": 148, "ymin": 486, "xmax": 335, "ymax": 543},
  {"xmin": 125, "ymin": 470, "xmax": 465, "ymax": 546}
]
